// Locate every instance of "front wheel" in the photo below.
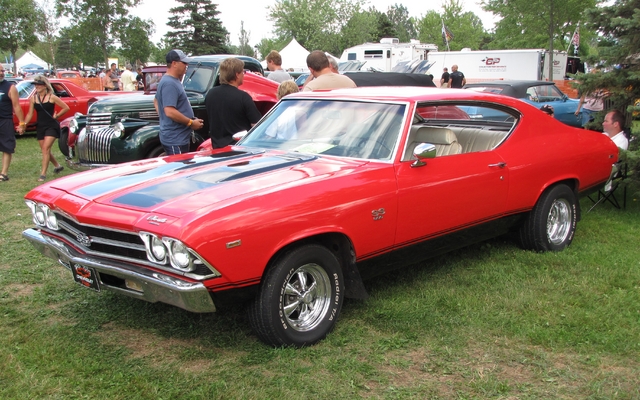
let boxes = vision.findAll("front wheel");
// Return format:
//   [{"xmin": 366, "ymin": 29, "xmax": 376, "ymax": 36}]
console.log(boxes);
[
  {"xmin": 146, "ymin": 145, "xmax": 165, "ymax": 159},
  {"xmin": 58, "ymin": 129, "xmax": 70, "ymax": 158},
  {"xmin": 248, "ymin": 244, "xmax": 344, "ymax": 347},
  {"xmin": 518, "ymin": 184, "xmax": 577, "ymax": 252}
]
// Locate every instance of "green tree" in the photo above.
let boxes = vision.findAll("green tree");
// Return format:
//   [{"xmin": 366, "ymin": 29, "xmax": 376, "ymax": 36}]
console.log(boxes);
[
  {"xmin": 56, "ymin": 0, "xmax": 140, "ymax": 66},
  {"xmin": 481, "ymin": 0, "xmax": 594, "ymax": 51},
  {"xmin": 116, "ymin": 16, "xmax": 155, "ymax": 65},
  {"xmin": 574, "ymin": 0, "xmax": 640, "ymax": 181},
  {"xmin": 33, "ymin": 1, "xmax": 60, "ymax": 69},
  {"xmin": 374, "ymin": 9, "xmax": 397, "ymax": 42},
  {"xmin": 0, "ymin": 0, "xmax": 40, "ymax": 71},
  {"xmin": 255, "ymin": 37, "xmax": 290, "ymax": 61},
  {"xmin": 338, "ymin": 9, "xmax": 378, "ymax": 53},
  {"xmin": 165, "ymin": 0, "xmax": 229, "ymax": 55},
  {"xmin": 237, "ymin": 21, "xmax": 254, "ymax": 56},
  {"xmin": 417, "ymin": 0, "xmax": 485, "ymax": 51},
  {"xmin": 268, "ymin": 0, "xmax": 365, "ymax": 54},
  {"xmin": 386, "ymin": 4, "xmax": 417, "ymax": 42}
]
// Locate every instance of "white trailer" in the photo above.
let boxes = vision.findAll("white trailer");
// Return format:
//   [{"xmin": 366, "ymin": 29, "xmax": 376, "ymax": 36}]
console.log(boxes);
[
  {"xmin": 427, "ymin": 49, "xmax": 568, "ymax": 83},
  {"xmin": 340, "ymin": 38, "xmax": 438, "ymax": 72}
]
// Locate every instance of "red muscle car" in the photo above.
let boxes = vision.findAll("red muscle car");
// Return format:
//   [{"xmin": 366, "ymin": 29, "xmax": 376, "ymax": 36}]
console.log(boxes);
[
  {"xmin": 23, "ymin": 87, "xmax": 618, "ymax": 347},
  {"xmin": 14, "ymin": 78, "xmax": 133, "ymax": 132}
]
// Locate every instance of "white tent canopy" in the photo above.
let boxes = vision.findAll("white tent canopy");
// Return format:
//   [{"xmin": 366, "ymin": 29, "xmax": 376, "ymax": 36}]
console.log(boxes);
[
  {"xmin": 268, "ymin": 38, "xmax": 310, "ymax": 72},
  {"xmin": 16, "ymin": 50, "xmax": 49, "ymax": 71}
]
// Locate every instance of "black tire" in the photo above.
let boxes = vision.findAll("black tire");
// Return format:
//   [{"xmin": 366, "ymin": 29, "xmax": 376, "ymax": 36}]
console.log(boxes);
[
  {"xmin": 58, "ymin": 129, "xmax": 70, "ymax": 158},
  {"xmin": 146, "ymin": 145, "xmax": 166, "ymax": 159},
  {"xmin": 248, "ymin": 244, "xmax": 344, "ymax": 347},
  {"xmin": 519, "ymin": 184, "xmax": 577, "ymax": 252}
]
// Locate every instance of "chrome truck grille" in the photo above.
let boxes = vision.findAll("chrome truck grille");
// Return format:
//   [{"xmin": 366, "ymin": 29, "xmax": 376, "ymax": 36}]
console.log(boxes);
[
  {"xmin": 76, "ymin": 127, "xmax": 115, "ymax": 164},
  {"xmin": 86, "ymin": 112, "xmax": 112, "ymax": 130}
]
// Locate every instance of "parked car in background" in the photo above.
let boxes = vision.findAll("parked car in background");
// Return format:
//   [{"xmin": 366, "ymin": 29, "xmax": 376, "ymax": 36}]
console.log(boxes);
[
  {"xmin": 56, "ymin": 70, "xmax": 83, "ymax": 79},
  {"xmin": 14, "ymin": 78, "xmax": 133, "ymax": 133},
  {"xmin": 464, "ymin": 80, "xmax": 582, "ymax": 127},
  {"xmin": 65, "ymin": 55, "xmax": 278, "ymax": 168},
  {"xmin": 23, "ymin": 87, "xmax": 617, "ymax": 347}
]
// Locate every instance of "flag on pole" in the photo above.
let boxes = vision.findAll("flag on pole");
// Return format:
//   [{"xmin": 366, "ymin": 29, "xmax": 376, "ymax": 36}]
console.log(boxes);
[
  {"xmin": 441, "ymin": 22, "xmax": 454, "ymax": 45},
  {"xmin": 571, "ymin": 27, "xmax": 580, "ymax": 47}
]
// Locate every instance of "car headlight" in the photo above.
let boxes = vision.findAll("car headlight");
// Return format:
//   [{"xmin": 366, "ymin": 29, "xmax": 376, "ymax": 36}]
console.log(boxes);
[
  {"xmin": 140, "ymin": 232, "xmax": 168, "ymax": 264},
  {"xmin": 25, "ymin": 200, "xmax": 59, "ymax": 230},
  {"xmin": 151, "ymin": 235, "xmax": 166, "ymax": 260},
  {"xmin": 139, "ymin": 232, "xmax": 199, "ymax": 271},
  {"xmin": 164, "ymin": 239, "xmax": 194, "ymax": 272},
  {"xmin": 69, "ymin": 118, "xmax": 78, "ymax": 134},
  {"xmin": 112, "ymin": 122, "xmax": 125, "ymax": 138}
]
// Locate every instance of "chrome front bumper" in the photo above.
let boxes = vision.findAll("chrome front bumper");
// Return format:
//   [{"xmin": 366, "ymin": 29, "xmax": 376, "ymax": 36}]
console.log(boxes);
[{"xmin": 23, "ymin": 228, "xmax": 216, "ymax": 313}]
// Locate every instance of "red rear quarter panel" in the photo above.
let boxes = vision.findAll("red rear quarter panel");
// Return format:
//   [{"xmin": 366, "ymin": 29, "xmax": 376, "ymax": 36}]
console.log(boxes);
[{"xmin": 497, "ymin": 110, "xmax": 618, "ymax": 211}]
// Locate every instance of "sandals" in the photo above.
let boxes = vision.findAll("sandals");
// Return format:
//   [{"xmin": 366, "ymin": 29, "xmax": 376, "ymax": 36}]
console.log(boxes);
[
  {"xmin": 0, "ymin": 174, "xmax": 8, "ymax": 181},
  {"xmin": 54, "ymin": 166, "xmax": 64, "ymax": 174},
  {"xmin": 38, "ymin": 175, "xmax": 46, "ymax": 182}
]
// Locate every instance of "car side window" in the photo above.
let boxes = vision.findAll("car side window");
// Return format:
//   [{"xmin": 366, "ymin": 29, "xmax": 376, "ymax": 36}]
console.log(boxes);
[
  {"xmin": 533, "ymin": 85, "xmax": 563, "ymax": 102},
  {"xmin": 526, "ymin": 87, "xmax": 539, "ymax": 102},
  {"xmin": 406, "ymin": 102, "xmax": 516, "ymax": 159},
  {"xmin": 52, "ymin": 83, "xmax": 69, "ymax": 98}
]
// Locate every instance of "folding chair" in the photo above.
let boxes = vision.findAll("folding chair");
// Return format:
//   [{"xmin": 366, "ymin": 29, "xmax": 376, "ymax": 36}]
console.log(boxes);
[{"xmin": 587, "ymin": 162, "xmax": 627, "ymax": 212}]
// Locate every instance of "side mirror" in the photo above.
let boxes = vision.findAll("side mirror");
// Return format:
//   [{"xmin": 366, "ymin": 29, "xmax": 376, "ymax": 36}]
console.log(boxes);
[{"xmin": 411, "ymin": 143, "xmax": 437, "ymax": 168}]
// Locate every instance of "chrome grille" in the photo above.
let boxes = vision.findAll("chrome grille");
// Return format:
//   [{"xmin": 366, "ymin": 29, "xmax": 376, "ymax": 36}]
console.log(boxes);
[
  {"xmin": 51, "ymin": 213, "xmax": 217, "ymax": 280},
  {"xmin": 86, "ymin": 112, "xmax": 112, "ymax": 130},
  {"xmin": 76, "ymin": 127, "xmax": 114, "ymax": 163}
]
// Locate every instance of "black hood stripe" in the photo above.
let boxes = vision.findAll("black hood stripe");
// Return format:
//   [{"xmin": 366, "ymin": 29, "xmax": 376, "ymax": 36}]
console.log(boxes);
[
  {"xmin": 76, "ymin": 151, "xmax": 257, "ymax": 198},
  {"xmin": 110, "ymin": 153, "xmax": 316, "ymax": 208}
]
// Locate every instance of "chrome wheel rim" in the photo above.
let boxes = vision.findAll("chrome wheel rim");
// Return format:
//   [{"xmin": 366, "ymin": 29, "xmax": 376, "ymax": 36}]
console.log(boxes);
[
  {"xmin": 547, "ymin": 198, "xmax": 571, "ymax": 244},
  {"xmin": 282, "ymin": 263, "xmax": 332, "ymax": 332}
]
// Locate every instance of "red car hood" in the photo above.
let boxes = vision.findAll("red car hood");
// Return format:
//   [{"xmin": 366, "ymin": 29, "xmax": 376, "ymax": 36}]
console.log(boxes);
[{"xmin": 45, "ymin": 148, "xmax": 367, "ymax": 219}]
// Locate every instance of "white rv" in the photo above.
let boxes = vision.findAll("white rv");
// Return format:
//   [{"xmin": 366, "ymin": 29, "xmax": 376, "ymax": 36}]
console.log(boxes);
[
  {"xmin": 340, "ymin": 38, "xmax": 439, "ymax": 72},
  {"xmin": 427, "ymin": 49, "xmax": 569, "ymax": 83}
]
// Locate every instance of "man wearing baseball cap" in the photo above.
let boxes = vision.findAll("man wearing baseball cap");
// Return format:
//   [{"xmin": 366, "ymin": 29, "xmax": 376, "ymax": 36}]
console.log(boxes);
[{"xmin": 153, "ymin": 49, "xmax": 204, "ymax": 155}]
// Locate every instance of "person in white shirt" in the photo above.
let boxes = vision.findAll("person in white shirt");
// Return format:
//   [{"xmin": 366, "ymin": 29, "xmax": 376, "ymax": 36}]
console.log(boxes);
[
  {"xmin": 602, "ymin": 109, "xmax": 628, "ymax": 150},
  {"xmin": 120, "ymin": 65, "xmax": 137, "ymax": 92}
]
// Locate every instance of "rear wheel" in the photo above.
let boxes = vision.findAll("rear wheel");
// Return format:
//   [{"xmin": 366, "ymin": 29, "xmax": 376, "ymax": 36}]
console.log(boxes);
[
  {"xmin": 248, "ymin": 244, "xmax": 344, "ymax": 347},
  {"xmin": 519, "ymin": 184, "xmax": 576, "ymax": 251}
]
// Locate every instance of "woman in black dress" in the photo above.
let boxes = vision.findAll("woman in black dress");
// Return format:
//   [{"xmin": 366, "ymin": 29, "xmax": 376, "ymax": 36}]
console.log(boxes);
[{"xmin": 24, "ymin": 75, "xmax": 69, "ymax": 181}]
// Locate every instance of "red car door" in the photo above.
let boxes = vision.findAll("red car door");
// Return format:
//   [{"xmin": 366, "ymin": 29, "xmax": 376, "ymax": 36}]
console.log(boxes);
[
  {"xmin": 51, "ymin": 82, "xmax": 81, "ymax": 115},
  {"xmin": 394, "ymin": 151, "xmax": 509, "ymax": 246}
]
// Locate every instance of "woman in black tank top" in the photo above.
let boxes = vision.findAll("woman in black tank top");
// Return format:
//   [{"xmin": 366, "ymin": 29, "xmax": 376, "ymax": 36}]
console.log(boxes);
[{"xmin": 24, "ymin": 75, "xmax": 70, "ymax": 181}]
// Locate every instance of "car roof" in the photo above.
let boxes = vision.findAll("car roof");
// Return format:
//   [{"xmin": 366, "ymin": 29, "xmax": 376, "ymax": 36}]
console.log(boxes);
[
  {"xmin": 344, "ymin": 72, "xmax": 437, "ymax": 88},
  {"xmin": 464, "ymin": 80, "xmax": 558, "ymax": 98},
  {"xmin": 285, "ymin": 86, "xmax": 525, "ymax": 105}
]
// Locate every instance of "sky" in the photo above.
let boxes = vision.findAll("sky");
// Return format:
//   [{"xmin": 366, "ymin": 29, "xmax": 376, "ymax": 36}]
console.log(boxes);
[{"xmin": 136, "ymin": 0, "xmax": 500, "ymax": 46}]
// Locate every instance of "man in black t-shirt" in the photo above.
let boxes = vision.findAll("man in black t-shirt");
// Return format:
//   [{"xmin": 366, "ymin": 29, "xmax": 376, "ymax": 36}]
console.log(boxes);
[
  {"xmin": 440, "ymin": 67, "xmax": 450, "ymax": 88},
  {"xmin": 449, "ymin": 64, "xmax": 466, "ymax": 88},
  {"xmin": 205, "ymin": 58, "xmax": 262, "ymax": 148}
]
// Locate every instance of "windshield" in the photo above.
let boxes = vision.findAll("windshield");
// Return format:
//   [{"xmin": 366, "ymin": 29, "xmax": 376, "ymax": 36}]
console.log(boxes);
[
  {"xmin": 240, "ymin": 99, "xmax": 407, "ymax": 161},
  {"xmin": 15, "ymin": 81, "xmax": 35, "ymax": 99},
  {"xmin": 184, "ymin": 65, "xmax": 217, "ymax": 93}
]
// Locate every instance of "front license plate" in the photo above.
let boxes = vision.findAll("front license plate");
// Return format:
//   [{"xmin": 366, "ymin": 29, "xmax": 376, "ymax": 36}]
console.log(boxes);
[{"xmin": 71, "ymin": 264, "xmax": 100, "ymax": 291}]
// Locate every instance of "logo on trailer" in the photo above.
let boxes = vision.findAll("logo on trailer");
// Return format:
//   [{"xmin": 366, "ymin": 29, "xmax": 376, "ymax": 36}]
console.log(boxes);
[{"xmin": 481, "ymin": 57, "xmax": 501, "ymax": 66}]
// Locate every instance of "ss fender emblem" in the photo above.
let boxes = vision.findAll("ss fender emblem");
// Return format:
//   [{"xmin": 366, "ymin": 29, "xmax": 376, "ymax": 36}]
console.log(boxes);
[{"xmin": 372, "ymin": 208, "xmax": 385, "ymax": 221}]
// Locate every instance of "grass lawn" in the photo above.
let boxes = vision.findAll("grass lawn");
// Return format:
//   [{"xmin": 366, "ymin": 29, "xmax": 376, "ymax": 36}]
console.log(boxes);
[{"xmin": 1, "ymin": 136, "xmax": 639, "ymax": 399}]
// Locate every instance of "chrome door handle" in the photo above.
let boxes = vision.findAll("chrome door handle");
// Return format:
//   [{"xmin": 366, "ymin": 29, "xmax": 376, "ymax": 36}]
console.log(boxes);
[{"xmin": 489, "ymin": 162, "xmax": 507, "ymax": 168}]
